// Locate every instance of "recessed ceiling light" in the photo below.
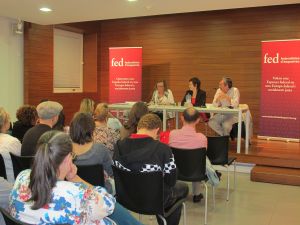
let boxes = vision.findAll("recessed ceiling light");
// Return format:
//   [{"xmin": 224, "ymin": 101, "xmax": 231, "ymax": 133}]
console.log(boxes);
[
  {"xmin": 127, "ymin": 0, "xmax": 138, "ymax": 2},
  {"xmin": 40, "ymin": 7, "xmax": 52, "ymax": 12}
]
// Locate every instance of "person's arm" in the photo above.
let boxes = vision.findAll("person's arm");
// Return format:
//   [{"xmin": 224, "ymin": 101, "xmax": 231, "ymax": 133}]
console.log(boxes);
[
  {"xmin": 0, "ymin": 177, "xmax": 12, "ymax": 207},
  {"xmin": 181, "ymin": 91, "xmax": 188, "ymax": 106},
  {"xmin": 98, "ymin": 146, "xmax": 114, "ymax": 177},
  {"xmin": 10, "ymin": 137, "xmax": 22, "ymax": 156},
  {"xmin": 167, "ymin": 89, "xmax": 175, "ymax": 105},
  {"xmin": 230, "ymin": 88, "xmax": 240, "ymax": 108},
  {"xmin": 149, "ymin": 90, "xmax": 157, "ymax": 105},
  {"xmin": 212, "ymin": 89, "xmax": 221, "ymax": 107},
  {"xmin": 201, "ymin": 91, "xmax": 206, "ymax": 106},
  {"xmin": 162, "ymin": 147, "xmax": 177, "ymax": 187}
]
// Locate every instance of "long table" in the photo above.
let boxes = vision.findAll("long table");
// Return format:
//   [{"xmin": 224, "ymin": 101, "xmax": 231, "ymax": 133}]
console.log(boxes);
[{"xmin": 108, "ymin": 103, "xmax": 250, "ymax": 154}]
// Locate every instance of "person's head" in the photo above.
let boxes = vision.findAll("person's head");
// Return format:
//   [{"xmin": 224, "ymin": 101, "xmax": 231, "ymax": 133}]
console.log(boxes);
[
  {"xmin": 137, "ymin": 113, "xmax": 162, "ymax": 139},
  {"xmin": 53, "ymin": 111, "xmax": 65, "ymax": 131},
  {"xmin": 94, "ymin": 103, "xmax": 109, "ymax": 122},
  {"xmin": 124, "ymin": 102, "xmax": 149, "ymax": 132},
  {"xmin": 16, "ymin": 105, "xmax": 38, "ymax": 126},
  {"xmin": 36, "ymin": 101, "xmax": 63, "ymax": 127},
  {"xmin": 79, "ymin": 98, "xmax": 95, "ymax": 114},
  {"xmin": 156, "ymin": 80, "xmax": 168, "ymax": 94},
  {"xmin": 219, "ymin": 77, "xmax": 233, "ymax": 93},
  {"xmin": 181, "ymin": 107, "xmax": 200, "ymax": 126},
  {"xmin": 29, "ymin": 130, "xmax": 73, "ymax": 209},
  {"xmin": 189, "ymin": 77, "xmax": 201, "ymax": 91},
  {"xmin": 69, "ymin": 112, "xmax": 95, "ymax": 145},
  {"xmin": 0, "ymin": 107, "xmax": 10, "ymax": 133}
]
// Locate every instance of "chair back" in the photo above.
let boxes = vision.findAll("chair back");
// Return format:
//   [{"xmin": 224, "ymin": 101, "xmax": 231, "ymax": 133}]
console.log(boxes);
[
  {"xmin": 0, "ymin": 207, "xmax": 31, "ymax": 225},
  {"xmin": 0, "ymin": 154, "xmax": 7, "ymax": 179},
  {"xmin": 112, "ymin": 165, "xmax": 164, "ymax": 215},
  {"xmin": 76, "ymin": 164, "xmax": 104, "ymax": 187},
  {"xmin": 171, "ymin": 148, "xmax": 206, "ymax": 182},
  {"xmin": 207, "ymin": 136, "xmax": 230, "ymax": 165},
  {"xmin": 9, "ymin": 153, "xmax": 33, "ymax": 179}
]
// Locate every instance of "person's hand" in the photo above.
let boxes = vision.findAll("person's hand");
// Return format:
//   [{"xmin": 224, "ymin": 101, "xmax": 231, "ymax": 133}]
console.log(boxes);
[
  {"xmin": 216, "ymin": 92, "xmax": 230, "ymax": 102},
  {"xmin": 66, "ymin": 163, "xmax": 78, "ymax": 181}
]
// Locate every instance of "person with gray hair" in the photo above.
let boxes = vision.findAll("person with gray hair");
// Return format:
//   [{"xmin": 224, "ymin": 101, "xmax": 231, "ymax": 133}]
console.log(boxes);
[
  {"xmin": 21, "ymin": 101, "xmax": 63, "ymax": 156},
  {"xmin": 0, "ymin": 107, "xmax": 22, "ymax": 182},
  {"xmin": 208, "ymin": 77, "xmax": 240, "ymax": 136}
]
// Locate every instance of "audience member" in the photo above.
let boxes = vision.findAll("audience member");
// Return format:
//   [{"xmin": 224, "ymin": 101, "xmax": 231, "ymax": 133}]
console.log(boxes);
[
  {"xmin": 12, "ymin": 105, "xmax": 38, "ymax": 143},
  {"xmin": 52, "ymin": 110, "xmax": 65, "ymax": 131},
  {"xmin": 0, "ymin": 176, "xmax": 12, "ymax": 224},
  {"xmin": 93, "ymin": 103, "xmax": 120, "ymax": 153},
  {"xmin": 9, "ymin": 130, "xmax": 142, "ymax": 225},
  {"xmin": 70, "ymin": 112, "xmax": 114, "ymax": 193},
  {"xmin": 21, "ymin": 101, "xmax": 63, "ymax": 156},
  {"xmin": 114, "ymin": 113, "xmax": 189, "ymax": 225},
  {"xmin": 169, "ymin": 107, "xmax": 220, "ymax": 203},
  {"xmin": 149, "ymin": 80, "xmax": 175, "ymax": 119},
  {"xmin": 0, "ymin": 107, "xmax": 21, "ymax": 182},
  {"xmin": 120, "ymin": 101, "xmax": 148, "ymax": 140},
  {"xmin": 79, "ymin": 98, "xmax": 95, "ymax": 115},
  {"xmin": 208, "ymin": 77, "xmax": 240, "ymax": 136}
]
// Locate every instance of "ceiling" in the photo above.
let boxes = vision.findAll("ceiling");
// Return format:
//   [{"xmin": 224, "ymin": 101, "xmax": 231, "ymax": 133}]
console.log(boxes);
[{"xmin": 0, "ymin": 0, "xmax": 299, "ymax": 25}]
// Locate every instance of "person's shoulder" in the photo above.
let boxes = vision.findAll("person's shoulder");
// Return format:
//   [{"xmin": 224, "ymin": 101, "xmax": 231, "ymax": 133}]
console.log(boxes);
[
  {"xmin": 155, "ymin": 140, "xmax": 172, "ymax": 152},
  {"xmin": 15, "ymin": 169, "xmax": 31, "ymax": 183},
  {"xmin": 0, "ymin": 133, "xmax": 20, "ymax": 145},
  {"xmin": 93, "ymin": 143, "xmax": 111, "ymax": 154},
  {"xmin": 199, "ymin": 89, "xmax": 206, "ymax": 94},
  {"xmin": 169, "ymin": 129, "xmax": 181, "ymax": 137},
  {"xmin": 233, "ymin": 87, "xmax": 240, "ymax": 92},
  {"xmin": 196, "ymin": 132, "xmax": 207, "ymax": 140}
]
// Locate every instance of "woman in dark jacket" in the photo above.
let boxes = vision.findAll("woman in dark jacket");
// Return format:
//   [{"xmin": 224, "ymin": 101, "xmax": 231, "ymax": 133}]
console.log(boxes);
[
  {"xmin": 181, "ymin": 77, "xmax": 206, "ymax": 107},
  {"xmin": 12, "ymin": 105, "xmax": 38, "ymax": 142},
  {"xmin": 181, "ymin": 77, "xmax": 209, "ymax": 122}
]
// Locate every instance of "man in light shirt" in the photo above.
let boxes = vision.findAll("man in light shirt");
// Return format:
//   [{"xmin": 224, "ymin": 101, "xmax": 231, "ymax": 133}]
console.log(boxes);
[{"xmin": 208, "ymin": 77, "xmax": 240, "ymax": 136}]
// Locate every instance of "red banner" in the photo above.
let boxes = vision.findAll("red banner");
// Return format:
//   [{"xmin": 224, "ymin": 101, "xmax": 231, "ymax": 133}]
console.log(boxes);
[
  {"xmin": 260, "ymin": 40, "xmax": 300, "ymax": 139},
  {"xmin": 109, "ymin": 47, "xmax": 142, "ymax": 103}
]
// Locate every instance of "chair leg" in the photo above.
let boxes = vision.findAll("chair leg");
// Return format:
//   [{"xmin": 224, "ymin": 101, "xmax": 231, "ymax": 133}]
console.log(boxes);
[
  {"xmin": 158, "ymin": 215, "xmax": 167, "ymax": 225},
  {"xmin": 234, "ymin": 161, "xmax": 236, "ymax": 190},
  {"xmin": 204, "ymin": 182, "xmax": 208, "ymax": 225},
  {"xmin": 212, "ymin": 186, "xmax": 215, "ymax": 209},
  {"xmin": 226, "ymin": 165, "xmax": 230, "ymax": 201},
  {"xmin": 182, "ymin": 202, "xmax": 187, "ymax": 225}
]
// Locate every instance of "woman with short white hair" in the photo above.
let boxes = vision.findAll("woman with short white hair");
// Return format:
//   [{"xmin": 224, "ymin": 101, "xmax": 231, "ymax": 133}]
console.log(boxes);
[{"xmin": 0, "ymin": 107, "xmax": 21, "ymax": 182}]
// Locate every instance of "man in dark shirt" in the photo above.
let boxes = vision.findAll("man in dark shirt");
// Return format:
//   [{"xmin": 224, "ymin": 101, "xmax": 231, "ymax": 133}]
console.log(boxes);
[
  {"xmin": 114, "ymin": 113, "xmax": 188, "ymax": 225},
  {"xmin": 21, "ymin": 101, "xmax": 63, "ymax": 156}
]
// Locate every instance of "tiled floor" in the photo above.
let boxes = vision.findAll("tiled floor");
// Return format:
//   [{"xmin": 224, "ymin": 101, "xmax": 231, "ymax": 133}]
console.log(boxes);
[{"xmin": 132, "ymin": 172, "xmax": 300, "ymax": 225}]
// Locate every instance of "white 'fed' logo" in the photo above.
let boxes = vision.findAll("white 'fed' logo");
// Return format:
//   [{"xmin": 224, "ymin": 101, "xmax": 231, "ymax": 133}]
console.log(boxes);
[
  {"xmin": 111, "ymin": 58, "xmax": 124, "ymax": 66},
  {"xmin": 264, "ymin": 53, "xmax": 279, "ymax": 63}
]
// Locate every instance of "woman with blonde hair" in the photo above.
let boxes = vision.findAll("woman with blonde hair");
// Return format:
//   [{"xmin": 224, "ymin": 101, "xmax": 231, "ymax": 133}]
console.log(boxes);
[
  {"xmin": 79, "ymin": 98, "xmax": 95, "ymax": 114},
  {"xmin": 93, "ymin": 103, "xmax": 120, "ymax": 154}
]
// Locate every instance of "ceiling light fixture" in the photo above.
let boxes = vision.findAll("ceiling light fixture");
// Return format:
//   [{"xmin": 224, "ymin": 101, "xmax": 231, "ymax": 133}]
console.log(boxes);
[
  {"xmin": 40, "ymin": 7, "xmax": 52, "ymax": 12},
  {"xmin": 127, "ymin": 0, "xmax": 138, "ymax": 2}
]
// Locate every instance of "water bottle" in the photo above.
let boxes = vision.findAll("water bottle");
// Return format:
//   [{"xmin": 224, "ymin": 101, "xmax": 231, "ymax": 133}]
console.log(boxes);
[{"xmin": 186, "ymin": 93, "xmax": 191, "ymax": 103}]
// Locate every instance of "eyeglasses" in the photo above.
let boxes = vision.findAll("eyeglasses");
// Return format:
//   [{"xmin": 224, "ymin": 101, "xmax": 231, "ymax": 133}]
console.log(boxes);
[{"xmin": 70, "ymin": 152, "xmax": 77, "ymax": 161}]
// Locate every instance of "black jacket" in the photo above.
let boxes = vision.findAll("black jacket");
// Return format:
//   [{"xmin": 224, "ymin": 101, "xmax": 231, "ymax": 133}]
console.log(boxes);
[
  {"xmin": 113, "ymin": 136, "xmax": 177, "ymax": 198},
  {"xmin": 181, "ymin": 89, "xmax": 206, "ymax": 107}
]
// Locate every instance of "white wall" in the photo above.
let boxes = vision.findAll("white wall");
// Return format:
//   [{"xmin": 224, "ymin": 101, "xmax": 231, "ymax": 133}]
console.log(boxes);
[{"xmin": 0, "ymin": 17, "xmax": 23, "ymax": 122}]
